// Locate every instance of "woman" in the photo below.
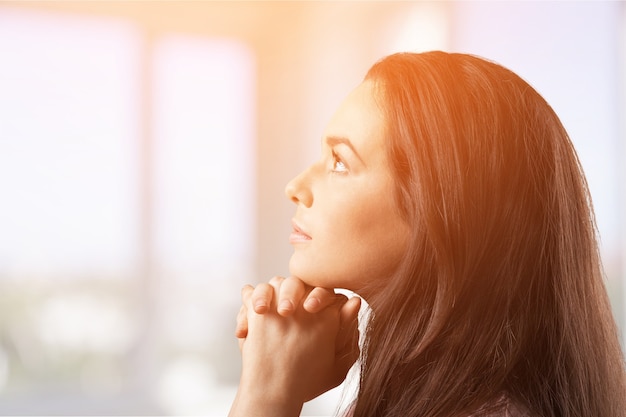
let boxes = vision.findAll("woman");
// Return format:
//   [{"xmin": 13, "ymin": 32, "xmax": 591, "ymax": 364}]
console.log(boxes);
[{"xmin": 229, "ymin": 52, "xmax": 626, "ymax": 416}]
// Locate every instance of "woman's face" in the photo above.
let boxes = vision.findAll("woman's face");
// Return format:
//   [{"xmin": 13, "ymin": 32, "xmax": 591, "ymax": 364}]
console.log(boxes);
[{"xmin": 285, "ymin": 80, "xmax": 410, "ymax": 295}]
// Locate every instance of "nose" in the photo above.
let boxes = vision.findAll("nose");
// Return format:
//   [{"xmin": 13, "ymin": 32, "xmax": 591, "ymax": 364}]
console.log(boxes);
[{"xmin": 285, "ymin": 166, "xmax": 313, "ymax": 207}]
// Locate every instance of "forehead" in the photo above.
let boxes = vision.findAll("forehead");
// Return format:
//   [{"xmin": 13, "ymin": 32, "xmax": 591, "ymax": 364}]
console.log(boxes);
[{"xmin": 322, "ymin": 81, "xmax": 387, "ymax": 157}]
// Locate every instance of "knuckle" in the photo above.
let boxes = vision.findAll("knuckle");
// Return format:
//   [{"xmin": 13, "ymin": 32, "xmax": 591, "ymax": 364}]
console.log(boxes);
[
  {"xmin": 269, "ymin": 276, "xmax": 285, "ymax": 286},
  {"xmin": 253, "ymin": 282, "xmax": 270, "ymax": 296},
  {"xmin": 284, "ymin": 276, "xmax": 301, "ymax": 287},
  {"xmin": 281, "ymin": 281, "xmax": 299, "ymax": 297},
  {"xmin": 314, "ymin": 287, "xmax": 334, "ymax": 300}
]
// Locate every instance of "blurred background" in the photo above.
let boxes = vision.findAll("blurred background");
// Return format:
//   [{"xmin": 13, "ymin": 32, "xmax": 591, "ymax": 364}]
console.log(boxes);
[{"xmin": 0, "ymin": 1, "xmax": 623, "ymax": 415}]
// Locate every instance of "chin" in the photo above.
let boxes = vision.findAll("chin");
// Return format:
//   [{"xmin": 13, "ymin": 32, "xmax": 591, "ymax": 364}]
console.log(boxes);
[
  {"xmin": 289, "ymin": 270, "xmax": 326, "ymax": 288},
  {"xmin": 289, "ymin": 258, "xmax": 332, "ymax": 289}
]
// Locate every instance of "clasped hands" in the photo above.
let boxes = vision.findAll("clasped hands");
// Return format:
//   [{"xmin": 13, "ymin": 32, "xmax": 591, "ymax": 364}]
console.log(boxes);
[{"xmin": 231, "ymin": 276, "xmax": 361, "ymax": 416}]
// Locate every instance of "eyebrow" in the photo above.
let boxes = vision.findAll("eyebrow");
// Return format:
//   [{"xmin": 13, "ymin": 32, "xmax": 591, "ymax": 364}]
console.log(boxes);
[{"xmin": 325, "ymin": 136, "xmax": 365, "ymax": 165}]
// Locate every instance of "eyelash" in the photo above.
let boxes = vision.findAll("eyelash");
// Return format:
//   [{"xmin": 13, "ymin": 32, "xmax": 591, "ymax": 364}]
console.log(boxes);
[{"xmin": 331, "ymin": 150, "xmax": 348, "ymax": 174}]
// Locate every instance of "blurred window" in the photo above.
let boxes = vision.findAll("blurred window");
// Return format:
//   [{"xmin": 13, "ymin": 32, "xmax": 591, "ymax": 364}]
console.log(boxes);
[
  {"xmin": 152, "ymin": 35, "xmax": 255, "ymax": 279},
  {"xmin": 0, "ymin": 8, "xmax": 141, "ymax": 278},
  {"xmin": 0, "ymin": 7, "xmax": 255, "ymax": 415}
]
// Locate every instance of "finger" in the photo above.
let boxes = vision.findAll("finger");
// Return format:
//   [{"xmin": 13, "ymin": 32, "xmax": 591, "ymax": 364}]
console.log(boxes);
[
  {"xmin": 235, "ymin": 304, "xmax": 248, "ymax": 338},
  {"xmin": 277, "ymin": 277, "xmax": 307, "ymax": 316},
  {"xmin": 336, "ymin": 296, "xmax": 361, "ymax": 353},
  {"xmin": 241, "ymin": 284, "xmax": 254, "ymax": 305},
  {"xmin": 339, "ymin": 296, "xmax": 361, "ymax": 327},
  {"xmin": 303, "ymin": 286, "xmax": 337, "ymax": 313},
  {"xmin": 330, "ymin": 292, "xmax": 349, "ymax": 310},
  {"xmin": 268, "ymin": 275, "xmax": 286, "ymax": 299},
  {"xmin": 250, "ymin": 282, "xmax": 275, "ymax": 313},
  {"xmin": 332, "ymin": 298, "xmax": 362, "ymax": 388},
  {"xmin": 236, "ymin": 285, "xmax": 254, "ymax": 338}
]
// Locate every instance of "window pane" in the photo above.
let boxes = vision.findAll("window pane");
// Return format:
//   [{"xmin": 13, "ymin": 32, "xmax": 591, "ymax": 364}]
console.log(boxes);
[
  {"xmin": 0, "ymin": 7, "xmax": 141, "ymax": 278},
  {"xmin": 0, "ymin": 6, "xmax": 145, "ymax": 415},
  {"xmin": 152, "ymin": 36, "xmax": 256, "ymax": 278}
]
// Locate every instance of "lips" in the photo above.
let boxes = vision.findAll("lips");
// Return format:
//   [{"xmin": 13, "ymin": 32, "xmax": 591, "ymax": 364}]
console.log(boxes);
[{"xmin": 290, "ymin": 219, "xmax": 312, "ymax": 243}]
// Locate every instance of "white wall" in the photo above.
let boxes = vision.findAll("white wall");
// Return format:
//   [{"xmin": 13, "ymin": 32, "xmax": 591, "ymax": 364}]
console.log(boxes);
[{"xmin": 450, "ymin": 0, "xmax": 625, "ymax": 335}]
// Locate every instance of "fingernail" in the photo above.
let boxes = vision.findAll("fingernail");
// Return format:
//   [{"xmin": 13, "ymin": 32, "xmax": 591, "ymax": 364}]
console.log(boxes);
[
  {"xmin": 304, "ymin": 297, "xmax": 320, "ymax": 311},
  {"xmin": 278, "ymin": 300, "xmax": 293, "ymax": 313}
]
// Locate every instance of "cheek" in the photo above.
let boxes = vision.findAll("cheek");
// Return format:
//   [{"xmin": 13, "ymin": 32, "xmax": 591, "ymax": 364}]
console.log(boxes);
[
  {"xmin": 339, "ymin": 214, "xmax": 408, "ymax": 285},
  {"xmin": 289, "ymin": 195, "xmax": 409, "ymax": 290}
]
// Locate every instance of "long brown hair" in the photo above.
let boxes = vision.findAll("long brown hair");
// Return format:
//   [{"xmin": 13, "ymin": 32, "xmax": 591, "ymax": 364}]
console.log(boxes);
[{"xmin": 352, "ymin": 52, "xmax": 626, "ymax": 416}]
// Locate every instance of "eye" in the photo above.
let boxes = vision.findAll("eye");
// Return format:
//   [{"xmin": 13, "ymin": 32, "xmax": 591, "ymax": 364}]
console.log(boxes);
[{"xmin": 331, "ymin": 150, "xmax": 348, "ymax": 173}]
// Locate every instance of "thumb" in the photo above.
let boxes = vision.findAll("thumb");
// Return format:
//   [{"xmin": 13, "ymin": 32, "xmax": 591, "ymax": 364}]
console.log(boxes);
[{"xmin": 336, "ymin": 296, "xmax": 361, "ymax": 357}]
